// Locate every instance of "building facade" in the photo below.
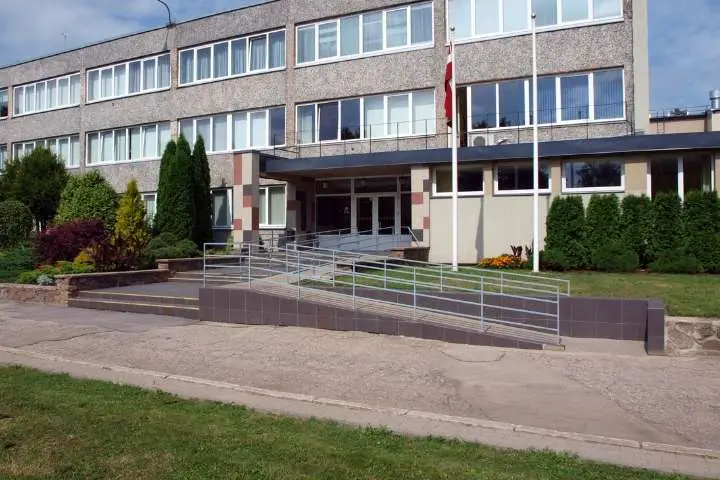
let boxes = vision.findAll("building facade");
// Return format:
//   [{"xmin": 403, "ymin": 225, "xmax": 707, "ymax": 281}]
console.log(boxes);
[{"xmin": 2, "ymin": 0, "xmax": 718, "ymax": 263}]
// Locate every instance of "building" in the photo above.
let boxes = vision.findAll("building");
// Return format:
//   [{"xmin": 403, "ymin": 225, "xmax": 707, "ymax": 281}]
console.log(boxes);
[{"xmin": 1, "ymin": 0, "xmax": 718, "ymax": 263}]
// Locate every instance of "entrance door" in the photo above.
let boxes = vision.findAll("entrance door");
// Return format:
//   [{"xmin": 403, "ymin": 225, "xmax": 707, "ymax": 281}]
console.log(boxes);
[{"xmin": 355, "ymin": 195, "xmax": 397, "ymax": 235}]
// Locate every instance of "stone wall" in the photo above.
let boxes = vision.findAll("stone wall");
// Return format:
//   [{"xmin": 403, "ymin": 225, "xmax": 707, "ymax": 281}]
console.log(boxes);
[
  {"xmin": 665, "ymin": 318, "xmax": 720, "ymax": 356},
  {"xmin": 0, "ymin": 284, "xmax": 65, "ymax": 305}
]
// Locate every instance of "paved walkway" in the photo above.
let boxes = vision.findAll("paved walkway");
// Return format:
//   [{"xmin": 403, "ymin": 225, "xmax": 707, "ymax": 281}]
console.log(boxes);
[{"xmin": 1, "ymin": 300, "xmax": 719, "ymax": 477}]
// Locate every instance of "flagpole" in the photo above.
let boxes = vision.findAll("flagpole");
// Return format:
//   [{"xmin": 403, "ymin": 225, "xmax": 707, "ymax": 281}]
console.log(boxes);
[
  {"xmin": 531, "ymin": 13, "xmax": 540, "ymax": 273},
  {"xmin": 450, "ymin": 27, "xmax": 459, "ymax": 272}
]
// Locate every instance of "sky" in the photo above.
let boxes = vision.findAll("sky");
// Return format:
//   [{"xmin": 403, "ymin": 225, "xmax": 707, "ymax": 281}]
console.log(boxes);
[{"xmin": 0, "ymin": 0, "xmax": 716, "ymax": 112}]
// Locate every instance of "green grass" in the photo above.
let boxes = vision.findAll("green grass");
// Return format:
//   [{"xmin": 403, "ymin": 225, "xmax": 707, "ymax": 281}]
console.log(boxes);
[
  {"xmin": 326, "ymin": 265, "xmax": 720, "ymax": 318},
  {"xmin": 0, "ymin": 366, "xmax": 690, "ymax": 479}
]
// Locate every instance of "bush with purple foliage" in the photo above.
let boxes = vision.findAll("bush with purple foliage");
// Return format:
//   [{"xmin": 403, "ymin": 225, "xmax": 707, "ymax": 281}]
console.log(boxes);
[{"xmin": 35, "ymin": 219, "xmax": 108, "ymax": 264}]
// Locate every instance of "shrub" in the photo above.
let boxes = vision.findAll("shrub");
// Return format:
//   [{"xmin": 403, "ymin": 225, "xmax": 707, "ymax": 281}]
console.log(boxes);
[
  {"xmin": 620, "ymin": 195, "xmax": 652, "ymax": 267},
  {"xmin": 0, "ymin": 147, "xmax": 68, "ymax": 230},
  {"xmin": 145, "ymin": 238, "xmax": 200, "ymax": 261},
  {"xmin": 155, "ymin": 136, "xmax": 195, "ymax": 239},
  {"xmin": 479, "ymin": 254, "xmax": 524, "ymax": 269},
  {"xmin": 55, "ymin": 171, "xmax": 118, "ymax": 228},
  {"xmin": 87, "ymin": 236, "xmax": 138, "ymax": 272},
  {"xmin": 649, "ymin": 192, "xmax": 684, "ymax": 259},
  {"xmin": 585, "ymin": 194, "xmax": 621, "ymax": 266},
  {"xmin": 649, "ymin": 248, "xmax": 701, "ymax": 274},
  {"xmin": 591, "ymin": 240, "xmax": 639, "ymax": 273},
  {"xmin": 0, "ymin": 199, "xmax": 34, "ymax": 249},
  {"xmin": 114, "ymin": 179, "xmax": 150, "ymax": 267},
  {"xmin": 540, "ymin": 248, "xmax": 569, "ymax": 272},
  {"xmin": 683, "ymin": 191, "xmax": 720, "ymax": 273},
  {"xmin": 73, "ymin": 249, "xmax": 95, "ymax": 270},
  {"xmin": 15, "ymin": 261, "xmax": 95, "ymax": 285},
  {"xmin": 0, "ymin": 244, "xmax": 35, "ymax": 282},
  {"xmin": 35, "ymin": 219, "xmax": 107, "ymax": 263},
  {"xmin": 545, "ymin": 196, "xmax": 587, "ymax": 270},
  {"xmin": 153, "ymin": 140, "xmax": 176, "ymax": 236},
  {"xmin": 191, "ymin": 136, "xmax": 213, "ymax": 247}
]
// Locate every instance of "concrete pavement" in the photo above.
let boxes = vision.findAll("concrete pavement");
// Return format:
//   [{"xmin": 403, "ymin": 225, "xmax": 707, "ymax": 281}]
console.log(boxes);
[{"xmin": 1, "ymin": 300, "xmax": 719, "ymax": 478}]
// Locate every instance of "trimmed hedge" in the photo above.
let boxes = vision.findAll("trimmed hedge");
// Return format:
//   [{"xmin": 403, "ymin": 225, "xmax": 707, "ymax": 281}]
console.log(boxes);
[
  {"xmin": 591, "ymin": 239, "xmax": 639, "ymax": 273},
  {"xmin": 0, "ymin": 200, "xmax": 34, "ymax": 249},
  {"xmin": 620, "ymin": 195, "xmax": 652, "ymax": 267},
  {"xmin": 545, "ymin": 196, "xmax": 587, "ymax": 270},
  {"xmin": 585, "ymin": 194, "xmax": 621, "ymax": 268},
  {"xmin": 650, "ymin": 192, "xmax": 684, "ymax": 258},
  {"xmin": 683, "ymin": 191, "xmax": 720, "ymax": 273}
]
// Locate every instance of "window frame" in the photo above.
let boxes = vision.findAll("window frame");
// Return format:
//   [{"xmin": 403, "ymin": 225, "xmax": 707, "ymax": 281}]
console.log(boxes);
[
  {"xmin": 0, "ymin": 144, "xmax": 7, "ymax": 171},
  {"xmin": 467, "ymin": 68, "xmax": 625, "ymax": 131},
  {"xmin": 180, "ymin": 107, "xmax": 286, "ymax": 153},
  {"xmin": 10, "ymin": 135, "xmax": 80, "ymax": 168},
  {"xmin": 0, "ymin": 88, "xmax": 8, "ymax": 118},
  {"xmin": 259, "ymin": 184, "xmax": 287, "ymax": 229},
  {"xmin": 12, "ymin": 73, "xmax": 81, "ymax": 116},
  {"xmin": 295, "ymin": 2, "xmax": 434, "ymax": 67},
  {"xmin": 432, "ymin": 164, "xmax": 485, "ymax": 197},
  {"xmin": 296, "ymin": 89, "xmax": 436, "ymax": 145},
  {"xmin": 86, "ymin": 52, "xmax": 171, "ymax": 104},
  {"xmin": 447, "ymin": 0, "xmax": 623, "ymax": 43},
  {"xmin": 142, "ymin": 192, "xmax": 157, "ymax": 223},
  {"xmin": 178, "ymin": 28, "xmax": 286, "ymax": 87},
  {"xmin": 561, "ymin": 158, "xmax": 625, "ymax": 193},
  {"xmin": 493, "ymin": 161, "xmax": 552, "ymax": 195},
  {"xmin": 86, "ymin": 123, "xmax": 171, "ymax": 166}
]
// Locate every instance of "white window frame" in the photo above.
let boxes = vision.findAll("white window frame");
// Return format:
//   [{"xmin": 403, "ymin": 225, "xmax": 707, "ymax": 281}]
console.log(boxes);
[
  {"xmin": 0, "ymin": 144, "xmax": 7, "ymax": 171},
  {"xmin": 296, "ymin": 89, "xmax": 436, "ymax": 145},
  {"xmin": 12, "ymin": 73, "xmax": 81, "ymax": 116},
  {"xmin": 295, "ymin": 2, "xmax": 434, "ymax": 67},
  {"xmin": 10, "ymin": 135, "xmax": 80, "ymax": 168},
  {"xmin": 142, "ymin": 192, "xmax": 157, "ymax": 223},
  {"xmin": 561, "ymin": 159, "xmax": 625, "ymax": 193},
  {"xmin": 86, "ymin": 53, "xmax": 171, "ymax": 104},
  {"xmin": 467, "ymin": 68, "xmax": 625, "ymax": 132},
  {"xmin": 432, "ymin": 165, "xmax": 485, "ymax": 197},
  {"xmin": 493, "ymin": 162, "xmax": 552, "ymax": 195},
  {"xmin": 180, "ymin": 107, "xmax": 286, "ymax": 153},
  {"xmin": 259, "ymin": 185, "xmax": 287, "ymax": 229},
  {"xmin": 0, "ymin": 88, "xmax": 7, "ymax": 118},
  {"xmin": 86, "ymin": 123, "xmax": 170, "ymax": 166},
  {"xmin": 178, "ymin": 28, "xmax": 286, "ymax": 87},
  {"xmin": 448, "ymin": 0, "xmax": 623, "ymax": 44}
]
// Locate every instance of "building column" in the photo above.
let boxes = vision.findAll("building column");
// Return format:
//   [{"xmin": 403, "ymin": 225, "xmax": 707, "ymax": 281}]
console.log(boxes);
[
  {"xmin": 232, "ymin": 152, "xmax": 259, "ymax": 244},
  {"xmin": 284, "ymin": 182, "xmax": 298, "ymax": 231},
  {"xmin": 410, "ymin": 166, "xmax": 431, "ymax": 246}
]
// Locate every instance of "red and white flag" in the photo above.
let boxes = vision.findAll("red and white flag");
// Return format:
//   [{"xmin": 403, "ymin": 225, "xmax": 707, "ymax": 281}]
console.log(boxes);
[{"xmin": 444, "ymin": 44, "xmax": 454, "ymax": 127}]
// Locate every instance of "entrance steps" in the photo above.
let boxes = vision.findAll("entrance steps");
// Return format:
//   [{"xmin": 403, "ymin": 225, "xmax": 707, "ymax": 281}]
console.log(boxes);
[{"xmin": 68, "ymin": 287, "xmax": 199, "ymax": 319}]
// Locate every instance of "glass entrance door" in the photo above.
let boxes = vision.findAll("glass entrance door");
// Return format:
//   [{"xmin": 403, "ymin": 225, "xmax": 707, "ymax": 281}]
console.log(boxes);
[
  {"xmin": 357, "ymin": 197, "xmax": 374, "ymax": 234},
  {"xmin": 377, "ymin": 196, "xmax": 396, "ymax": 235},
  {"xmin": 355, "ymin": 195, "xmax": 397, "ymax": 235}
]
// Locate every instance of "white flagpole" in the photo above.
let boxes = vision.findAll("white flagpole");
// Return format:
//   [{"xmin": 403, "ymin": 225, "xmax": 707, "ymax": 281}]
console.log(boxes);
[
  {"xmin": 450, "ymin": 27, "xmax": 459, "ymax": 272},
  {"xmin": 531, "ymin": 13, "xmax": 540, "ymax": 273}
]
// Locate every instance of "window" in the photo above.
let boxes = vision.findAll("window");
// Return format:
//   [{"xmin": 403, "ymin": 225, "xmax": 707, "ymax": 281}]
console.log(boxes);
[
  {"xmin": 259, "ymin": 185, "xmax": 286, "ymax": 228},
  {"xmin": 563, "ymin": 160, "xmax": 623, "ymax": 192},
  {"xmin": 297, "ymin": 89, "xmax": 435, "ymax": 144},
  {"xmin": 495, "ymin": 163, "xmax": 550, "ymax": 193},
  {"xmin": 11, "ymin": 135, "xmax": 79, "ymax": 167},
  {"xmin": 450, "ymin": 0, "xmax": 622, "ymax": 40},
  {"xmin": 468, "ymin": 68, "xmax": 624, "ymax": 130},
  {"xmin": 143, "ymin": 193, "xmax": 157, "ymax": 223},
  {"xmin": 86, "ymin": 123, "xmax": 170, "ymax": 165},
  {"xmin": 0, "ymin": 145, "xmax": 6, "ymax": 171},
  {"xmin": 212, "ymin": 189, "xmax": 233, "ymax": 228},
  {"xmin": 0, "ymin": 89, "xmax": 7, "ymax": 117},
  {"xmin": 180, "ymin": 29, "xmax": 285, "ymax": 85},
  {"xmin": 184, "ymin": 108, "xmax": 285, "ymax": 152},
  {"xmin": 434, "ymin": 165, "xmax": 484, "ymax": 196},
  {"xmin": 86, "ymin": 53, "xmax": 170, "ymax": 103},
  {"xmin": 297, "ymin": 3, "xmax": 433, "ymax": 65},
  {"xmin": 13, "ymin": 74, "xmax": 80, "ymax": 115}
]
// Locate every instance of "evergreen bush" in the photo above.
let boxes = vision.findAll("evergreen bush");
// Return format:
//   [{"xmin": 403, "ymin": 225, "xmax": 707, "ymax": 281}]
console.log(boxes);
[
  {"xmin": 620, "ymin": 195, "xmax": 652, "ymax": 267},
  {"xmin": 649, "ymin": 192, "xmax": 685, "ymax": 258},
  {"xmin": 544, "ymin": 196, "xmax": 587, "ymax": 270},
  {"xmin": 0, "ymin": 200, "xmax": 34, "ymax": 249},
  {"xmin": 585, "ymin": 194, "xmax": 621, "ymax": 267},
  {"xmin": 683, "ymin": 191, "xmax": 720, "ymax": 273},
  {"xmin": 591, "ymin": 239, "xmax": 639, "ymax": 273},
  {"xmin": 191, "ymin": 136, "xmax": 213, "ymax": 248},
  {"xmin": 154, "ymin": 140, "xmax": 176, "ymax": 236},
  {"xmin": 154, "ymin": 136, "xmax": 195, "ymax": 240},
  {"xmin": 55, "ymin": 171, "xmax": 118, "ymax": 228},
  {"xmin": 114, "ymin": 179, "xmax": 150, "ymax": 266}
]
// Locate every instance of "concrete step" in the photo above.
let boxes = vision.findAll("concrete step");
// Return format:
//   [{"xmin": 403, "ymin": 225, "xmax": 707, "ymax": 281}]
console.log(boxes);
[
  {"xmin": 68, "ymin": 298, "xmax": 198, "ymax": 320},
  {"xmin": 77, "ymin": 290, "xmax": 198, "ymax": 306}
]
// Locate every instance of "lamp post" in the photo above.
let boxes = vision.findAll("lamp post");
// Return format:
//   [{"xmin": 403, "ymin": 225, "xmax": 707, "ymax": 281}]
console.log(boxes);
[
  {"xmin": 154, "ymin": 0, "xmax": 173, "ymax": 26},
  {"xmin": 531, "ymin": 12, "xmax": 540, "ymax": 273}
]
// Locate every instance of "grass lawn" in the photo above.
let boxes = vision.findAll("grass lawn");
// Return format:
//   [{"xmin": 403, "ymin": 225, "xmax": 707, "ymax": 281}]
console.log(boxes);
[
  {"xmin": 326, "ymin": 266, "xmax": 720, "ymax": 318},
  {"xmin": 0, "ymin": 366, "xmax": 690, "ymax": 480}
]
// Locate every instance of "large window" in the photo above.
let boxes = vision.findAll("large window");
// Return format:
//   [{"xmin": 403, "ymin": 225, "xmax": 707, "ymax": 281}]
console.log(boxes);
[
  {"xmin": 469, "ymin": 69, "xmax": 624, "ymax": 130},
  {"xmin": 495, "ymin": 163, "xmax": 550, "ymax": 193},
  {"xmin": 297, "ymin": 89, "xmax": 435, "ymax": 144},
  {"xmin": 433, "ymin": 165, "xmax": 484, "ymax": 196},
  {"xmin": 259, "ymin": 185, "xmax": 286, "ymax": 228},
  {"xmin": 563, "ymin": 159, "xmax": 623, "ymax": 192},
  {"xmin": 180, "ymin": 107, "xmax": 285, "ymax": 153},
  {"xmin": 13, "ymin": 74, "xmax": 80, "ymax": 116},
  {"xmin": 179, "ymin": 29, "xmax": 285, "ymax": 86},
  {"xmin": 449, "ymin": 0, "xmax": 622, "ymax": 40},
  {"xmin": 143, "ymin": 193, "xmax": 157, "ymax": 224},
  {"xmin": 212, "ymin": 189, "xmax": 233, "ymax": 228},
  {"xmin": 297, "ymin": 3, "xmax": 433, "ymax": 65},
  {"xmin": 12, "ymin": 135, "xmax": 80, "ymax": 168},
  {"xmin": 0, "ymin": 89, "xmax": 7, "ymax": 118},
  {"xmin": 87, "ymin": 123, "xmax": 171, "ymax": 165},
  {"xmin": 87, "ymin": 53, "xmax": 170, "ymax": 103}
]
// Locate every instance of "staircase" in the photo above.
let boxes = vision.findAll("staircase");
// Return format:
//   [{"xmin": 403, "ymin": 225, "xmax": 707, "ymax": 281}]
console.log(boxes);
[{"xmin": 69, "ymin": 286, "xmax": 199, "ymax": 319}]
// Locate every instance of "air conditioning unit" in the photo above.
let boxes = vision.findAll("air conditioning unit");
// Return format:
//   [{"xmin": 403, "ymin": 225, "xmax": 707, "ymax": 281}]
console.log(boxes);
[{"xmin": 468, "ymin": 132, "xmax": 495, "ymax": 147}]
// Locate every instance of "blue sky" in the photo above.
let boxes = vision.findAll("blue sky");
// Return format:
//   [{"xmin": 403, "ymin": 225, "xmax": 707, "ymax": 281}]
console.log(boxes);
[{"xmin": 0, "ymin": 0, "xmax": 716, "ymax": 112}]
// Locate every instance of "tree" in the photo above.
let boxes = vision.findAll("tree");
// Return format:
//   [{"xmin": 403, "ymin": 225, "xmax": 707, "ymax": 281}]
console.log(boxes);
[
  {"xmin": 55, "ymin": 171, "xmax": 118, "ymax": 228},
  {"xmin": 155, "ymin": 135, "xmax": 195, "ymax": 240},
  {"xmin": 544, "ymin": 196, "xmax": 587, "ymax": 270},
  {"xmin": 191, "ymin": 136, "xmax": 213, "ymax": 247},
  {"xmin": 114, "ymin": 179, "xmax": 150, "ymax": 263},
  {"xmin": 0, "ymin": 200, "xmax": 34, "ymax": 248},
  {"xmin": 0, "ymin": 147, "xmax": 68, "ymax": 230},
  {"xmin": 154, "ymin": 139, "xmax": 177, "ymax": 236}
]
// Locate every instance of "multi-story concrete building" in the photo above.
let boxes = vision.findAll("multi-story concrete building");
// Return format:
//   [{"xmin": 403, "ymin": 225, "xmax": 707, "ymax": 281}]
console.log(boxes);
[{"xmin": 1, "ymin": 0, "xmax": 719, "ymax": 262}]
